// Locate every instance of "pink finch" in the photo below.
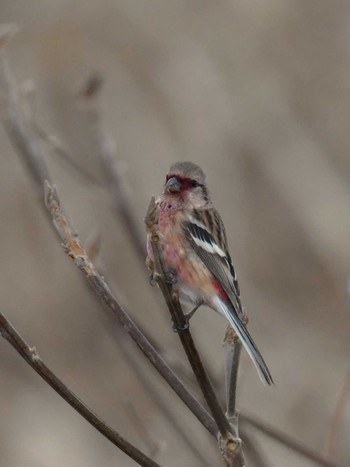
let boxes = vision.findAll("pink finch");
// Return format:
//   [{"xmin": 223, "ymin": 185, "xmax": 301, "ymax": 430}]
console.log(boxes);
[{"xmin": 147, "ymin": 161, "xmax": 273, "ymax": 385}]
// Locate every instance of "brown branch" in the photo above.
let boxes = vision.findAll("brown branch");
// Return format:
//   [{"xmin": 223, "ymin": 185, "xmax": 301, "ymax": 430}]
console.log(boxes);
[
  {"xmin": 224, "ymin": 326, "xmax": 242, "ymax": 419},
  {"xmin": 241, "ymin": 414, "xmax": 345, "ymax": 467},
  {"xmin": 145, "ymin": 198, "xmax": 245, "ymax": 467},
  {"xmin": 223, "ymin": 325, "xmax": 242, "ymax": 462},
  {"xmin": 44, "ymin": 182, "xmax": 217, "ymax": 437},
  {"xmin": 0, "ymin": 311, "xmax": 161, "ymax": 467}
]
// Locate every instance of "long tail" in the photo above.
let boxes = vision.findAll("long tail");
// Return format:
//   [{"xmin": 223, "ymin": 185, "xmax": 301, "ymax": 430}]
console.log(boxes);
[{"xmin": 213, "ymin": 296, "xmax": 274, "ymax": 385}]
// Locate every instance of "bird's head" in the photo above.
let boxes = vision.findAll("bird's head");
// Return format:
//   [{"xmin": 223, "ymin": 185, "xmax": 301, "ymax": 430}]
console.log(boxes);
[{"xmin": 163, "ymin": 162, "xmax": 210, "ymax": 208}]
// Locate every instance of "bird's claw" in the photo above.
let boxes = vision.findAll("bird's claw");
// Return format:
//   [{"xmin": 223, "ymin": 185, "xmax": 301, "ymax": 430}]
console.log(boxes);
[
  {"xmin": 171, "ymin": 302, "xmax": 203, "ymax": 332},
  {"xmin": 171, "ymin": 317, "xmax": 189, "ymax": 333},
  {"xmin": 165, "ymin": 269, "xmax": 177, "ymax": 285}
]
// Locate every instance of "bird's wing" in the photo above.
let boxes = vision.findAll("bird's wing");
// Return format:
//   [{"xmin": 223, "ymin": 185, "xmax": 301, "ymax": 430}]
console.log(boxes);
[
  {"xmin": 182, "ymin": 208, "xmax": 242, "ymax": 314},
  {"xmin": 183, "ymin": 208, "xmax": 274, "ymax": 385}
]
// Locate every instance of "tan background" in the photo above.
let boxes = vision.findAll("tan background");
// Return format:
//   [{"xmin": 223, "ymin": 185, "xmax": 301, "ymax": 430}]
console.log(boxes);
[{"xmin": 0, "ymin": 1, "xmax": 349, "ymax": 466}]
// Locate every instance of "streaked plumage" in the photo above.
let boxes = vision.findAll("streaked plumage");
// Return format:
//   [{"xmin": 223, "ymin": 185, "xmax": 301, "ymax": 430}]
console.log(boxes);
[{"xmin": 147, "ymin": 161, "xmax": 273, "ymax": 385}]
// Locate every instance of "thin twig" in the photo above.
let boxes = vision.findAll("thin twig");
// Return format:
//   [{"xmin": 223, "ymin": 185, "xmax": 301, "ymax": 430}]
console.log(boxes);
[
  {"xmin": 0, "ymin": 311, "xmax": 161, "ymax": 467},
  {"xmin": 145, "ymin": 197, "xmax": 245, "ymax": 467},
  {"xmin": 241, "ymin": 414, "xmax": 345, "ymax": 467},
  {"xmin": 224, "ymin": 326, "xmax": 242, "ymax": 455},
  {"xmin": 224, "ymin": 325, "xmax": 242, "ymax": 419}
]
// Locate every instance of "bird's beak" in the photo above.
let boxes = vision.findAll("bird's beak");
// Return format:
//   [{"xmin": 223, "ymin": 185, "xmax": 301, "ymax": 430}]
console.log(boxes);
[{"xmin": 166, "ymin": 176, "xmax": 181, "ymax": 193}]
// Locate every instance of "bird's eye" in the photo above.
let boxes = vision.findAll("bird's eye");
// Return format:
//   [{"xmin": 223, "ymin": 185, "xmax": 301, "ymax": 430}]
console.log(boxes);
[{"xmin": 191, "ymin": 180, "xmax": 199, "ymax": 188}]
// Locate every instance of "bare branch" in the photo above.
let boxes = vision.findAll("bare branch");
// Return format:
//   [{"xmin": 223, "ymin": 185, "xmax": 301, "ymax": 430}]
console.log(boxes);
[
  {"xmin": 145, "ymin": 197, "xmax": 245, "ymax": 467},
  {"xmin": 0, "ymin": 311, "xmax": 161, "ymax": 467},
  {"xmin": 224, "ymin": 325, "xmax": 242, "ymax": 419},
  {"xmin": 223, "ymin": 325, "xmax": 242, "ymax": 464}
]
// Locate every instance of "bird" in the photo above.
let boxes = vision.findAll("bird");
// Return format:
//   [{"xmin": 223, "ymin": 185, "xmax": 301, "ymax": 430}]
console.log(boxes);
[{"xmin": 146, "ymin": 161, "xmax": 273, "ymax": 385}]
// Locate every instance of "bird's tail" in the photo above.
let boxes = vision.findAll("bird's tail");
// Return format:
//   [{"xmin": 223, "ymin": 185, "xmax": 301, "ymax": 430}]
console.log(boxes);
[{"xmin": 213, "ymin": 296, "xmax": 274, "ymax": 385}]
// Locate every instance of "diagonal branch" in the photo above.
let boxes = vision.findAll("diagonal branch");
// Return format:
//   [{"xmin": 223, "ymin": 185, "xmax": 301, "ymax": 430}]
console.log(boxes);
[
  {"xmin": 0, "ymin": 311, "xmax": 161, "ymax": 467},
  {"xmin": 145, "ymin": 197, "xmax": 245, "ymax": 467}
]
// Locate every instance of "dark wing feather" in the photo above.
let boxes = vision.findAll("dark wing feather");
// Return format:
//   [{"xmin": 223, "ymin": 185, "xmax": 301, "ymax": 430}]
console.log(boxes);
[{"xmin": 183, "ymin": 208, "xmax": 243, "ymax": 314}]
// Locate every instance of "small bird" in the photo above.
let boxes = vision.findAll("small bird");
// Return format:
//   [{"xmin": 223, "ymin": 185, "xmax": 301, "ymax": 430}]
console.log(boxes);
[{"xmin": 147, "ymin": 161, "xmax": 273, "ymax": 385}]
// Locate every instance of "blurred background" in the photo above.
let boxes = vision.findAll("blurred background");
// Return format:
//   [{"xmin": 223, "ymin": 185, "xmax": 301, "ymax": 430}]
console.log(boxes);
[{"xmin": 0, "ymin": 1, "xmax": 349, "ymax": 466}]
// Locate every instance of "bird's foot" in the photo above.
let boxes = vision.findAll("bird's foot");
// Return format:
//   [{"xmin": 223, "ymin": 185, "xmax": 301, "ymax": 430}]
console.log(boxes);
[
  {"xmin": 171, "ymin": 302, "xmax": 202, "ymax": 333},
  {"xmin": 165, "ymin": 268, "xmax": 177, "ymax": 285},
  {"xmin": 171, "ymin": 317, "xmax": 189, "ymax": 333}
]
